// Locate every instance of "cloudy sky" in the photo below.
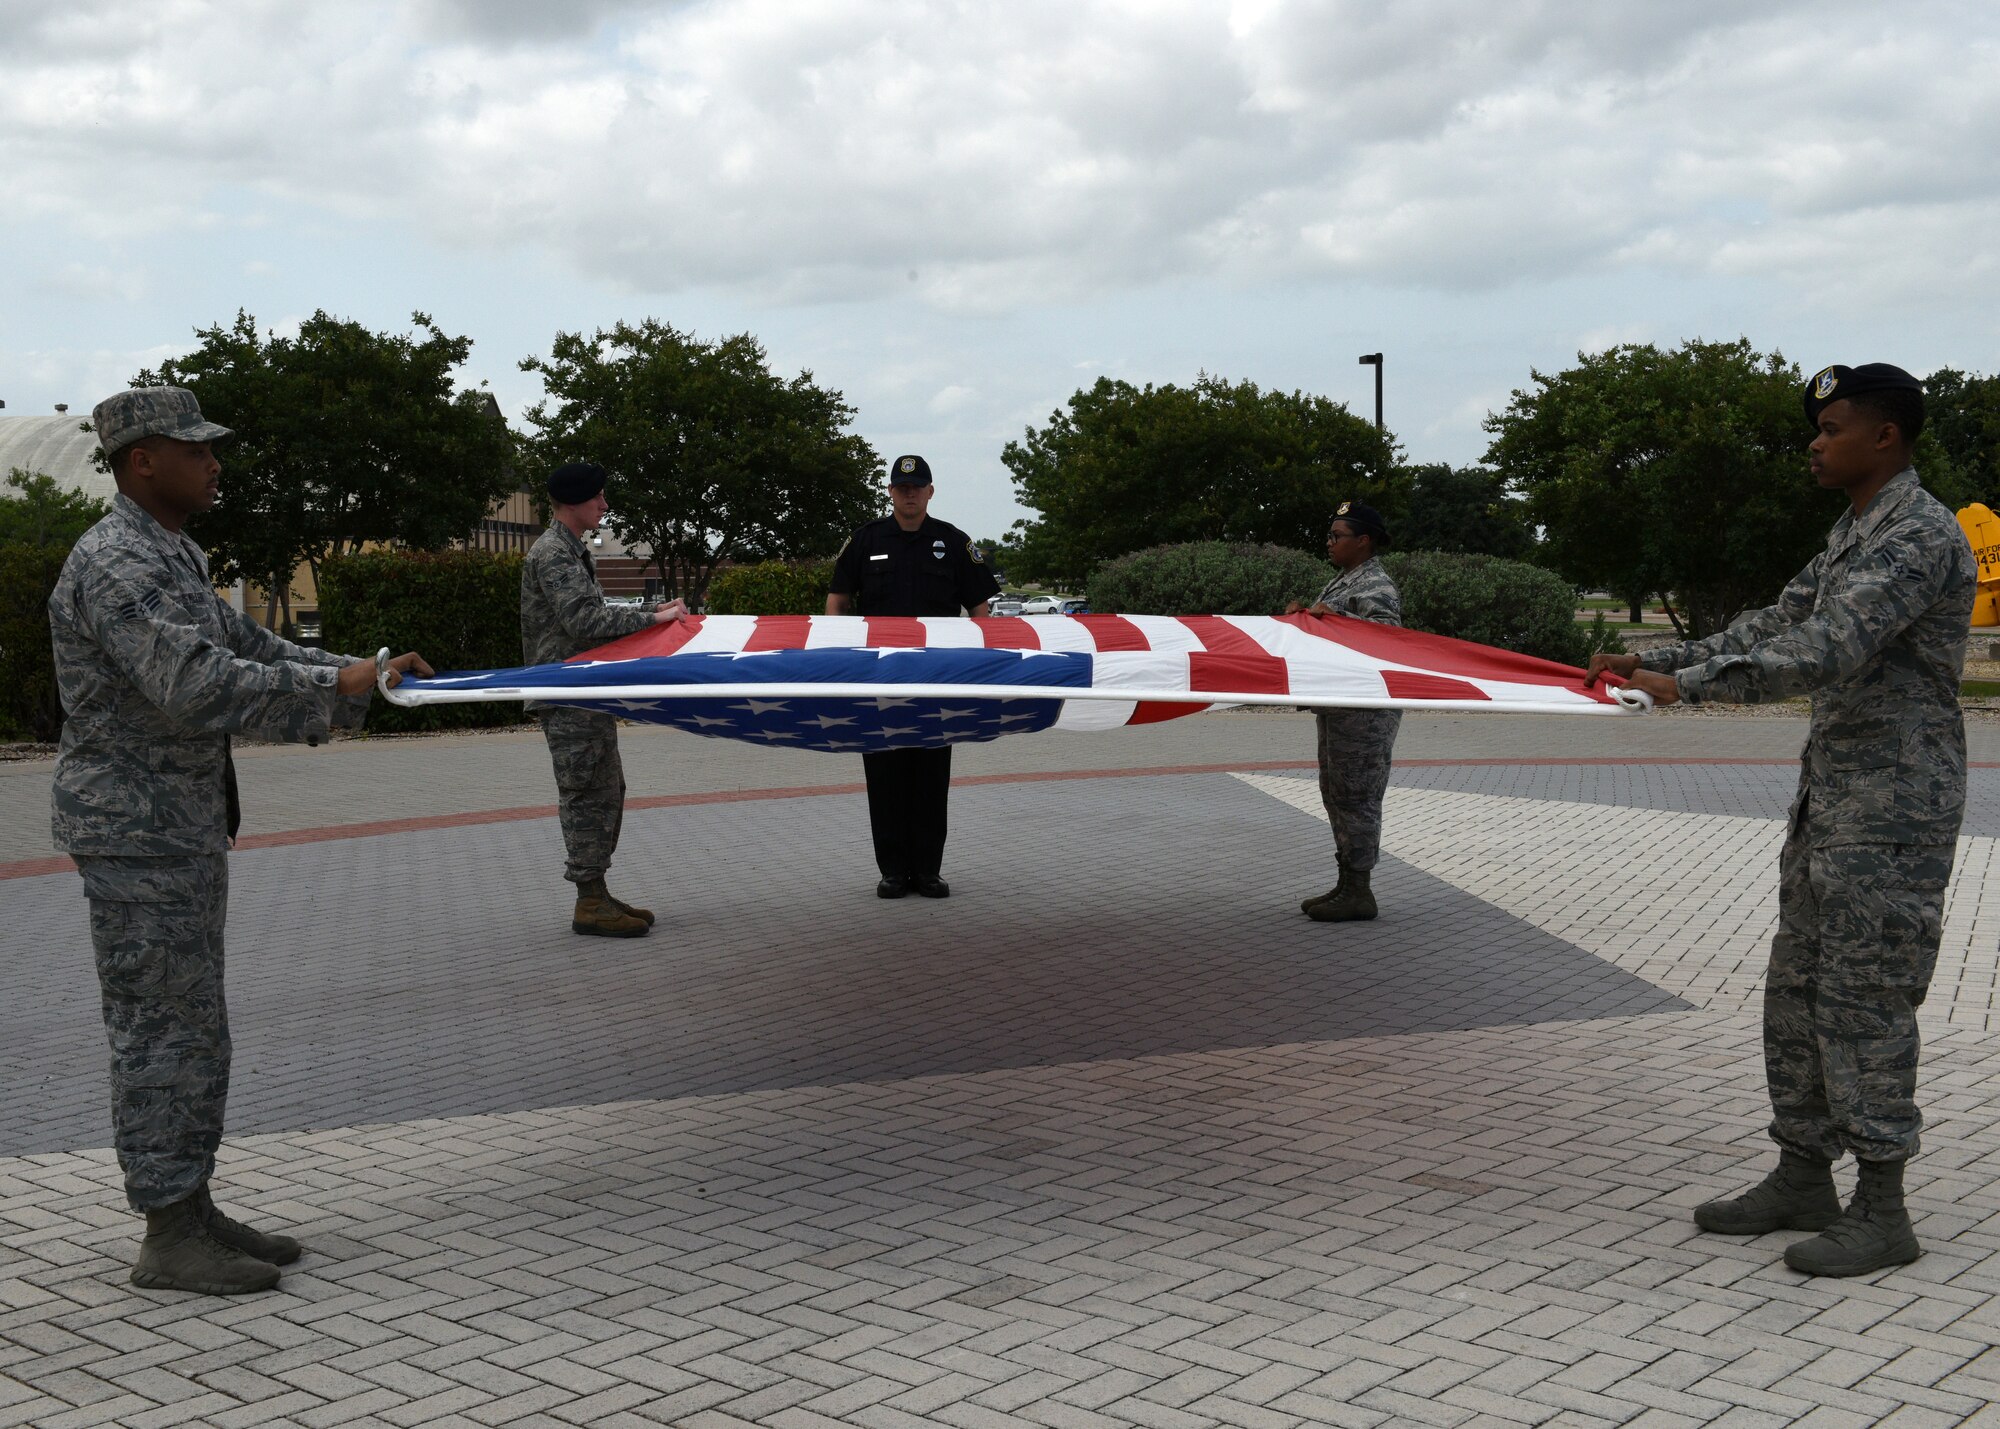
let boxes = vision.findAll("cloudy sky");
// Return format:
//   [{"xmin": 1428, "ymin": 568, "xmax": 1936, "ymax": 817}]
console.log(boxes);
[{"xmin": 5, "ymin": 0, "xmax": 1998, "ymax": 540}]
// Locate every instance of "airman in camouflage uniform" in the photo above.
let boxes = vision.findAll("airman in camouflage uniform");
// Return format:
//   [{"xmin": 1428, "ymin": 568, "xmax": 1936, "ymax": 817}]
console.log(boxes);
[
  {"xmin": 522, "ymin": 461, "xmax": 686, "ymax": 937},
  {"xmin": 1294, "ymin": 501, "xmax": 1403, "ymax": 923},
  {"xmin": 51, "ymin": 387, "xmax": 432, "ymax": 1295},
  {"xmin": 1592, "ymin": 363, "xmax": 1973, "ymax": 1277}
]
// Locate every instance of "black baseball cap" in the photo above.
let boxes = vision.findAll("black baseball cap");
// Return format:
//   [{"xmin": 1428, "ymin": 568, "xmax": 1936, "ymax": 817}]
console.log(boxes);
[{"xmin": 889, "ymin": 454, "xmax": 933, "ymax": 487}]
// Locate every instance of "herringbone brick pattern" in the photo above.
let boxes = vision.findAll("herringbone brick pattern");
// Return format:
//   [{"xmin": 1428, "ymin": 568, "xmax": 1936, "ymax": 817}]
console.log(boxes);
[{"xmin": 4, "ymin": 731, "xmax": 1999, "ymax": 1426}]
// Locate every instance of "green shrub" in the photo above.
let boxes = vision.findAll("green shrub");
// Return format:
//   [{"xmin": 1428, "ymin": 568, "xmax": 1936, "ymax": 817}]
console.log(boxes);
[
  {"xmin": 705, "ymin": 559, "xmax": 836, "ymax": 615},
  {"xmin": 1580, "ymin": 611, "xmax": 1628, "ymax": 659},
  {"xmin": 1381, "ymin": 550, "xmax": 1595, "ymax": 666},
  {"xmin": 1087, "ymin": 541, "xmax": 1335, "ymax": 616},
  {"xmin": 319, "ymin": 549, "xmax": 527, "ymax": 733},
  {"xmin": 0, "ymin": 542, "xmax": 69, "ymax": 741}
]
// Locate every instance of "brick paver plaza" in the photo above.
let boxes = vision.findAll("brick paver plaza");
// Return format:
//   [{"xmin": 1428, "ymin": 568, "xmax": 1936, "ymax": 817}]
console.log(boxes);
[{"xmin": 6, "ymin": 710, "xmax": 2000, "ymax": 1428}]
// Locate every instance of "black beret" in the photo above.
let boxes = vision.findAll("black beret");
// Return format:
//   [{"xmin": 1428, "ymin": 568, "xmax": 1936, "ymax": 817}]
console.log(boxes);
[
  {"xmin": 889, "ymin": 454, "xmax": 933, "ymax": 487},
  {"xmin": 1803, "ymin": 363, "xmax": 1924, "ymax": 428},
  {"xmin": 548, "ymin": 461, "xmax": 608, "ymax": 505},
  {"xmin": 1332, "ymin": 500, "xmax": 1388, "ymax": 541}
]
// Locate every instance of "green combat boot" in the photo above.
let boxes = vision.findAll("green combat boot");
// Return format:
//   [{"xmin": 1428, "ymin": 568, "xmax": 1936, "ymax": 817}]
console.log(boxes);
[
  {"xmin": 194, "ymin": 1183, "xmax": 301, "ymax": 1265},
  {"xmin": 572, "ymin": 879, "xmax": 649, "ymax": 938},
  {"xmin": 1302, "ymin": 865, "xmax": 1348, "ymax": 915},
  {"xmin": 605, "ymin": 888, "xmax": 656, "ymax": 927},
  {"xmin": 1784, "ymin": 1158, "xmax": 1922, "ymax": 1277},
  {"xmin": 1308, "ymin": 867, "xmax": 1376, "ymax": 922},
  {"xmin": 130, "ymin": 1196, "xmax": 281, "ymax": 1295},
  {"xmin": 1694, "ymin": 1150, "xmax": 1841, "ymax": 1234}
]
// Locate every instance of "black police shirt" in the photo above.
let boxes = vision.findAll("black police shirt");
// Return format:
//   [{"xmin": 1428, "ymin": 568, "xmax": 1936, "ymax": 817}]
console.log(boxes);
[{"xmin": 829, "ymin": 515, "xmax": 1000, "ymax": 617}]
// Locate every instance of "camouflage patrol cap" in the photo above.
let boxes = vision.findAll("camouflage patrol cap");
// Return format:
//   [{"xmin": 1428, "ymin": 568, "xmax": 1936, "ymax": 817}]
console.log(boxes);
[{"xmin": 91, "ymin": 387, "xmax": 233, "ymax": 456}]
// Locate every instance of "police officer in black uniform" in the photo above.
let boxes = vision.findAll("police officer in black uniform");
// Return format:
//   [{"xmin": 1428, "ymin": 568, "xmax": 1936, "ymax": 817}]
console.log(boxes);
[{"xmin": 827, "ymin": 454, "xmax": 1000, "ymax": 899}]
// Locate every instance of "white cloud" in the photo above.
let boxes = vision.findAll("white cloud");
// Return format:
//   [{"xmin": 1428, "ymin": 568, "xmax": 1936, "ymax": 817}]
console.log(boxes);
[
  {"xmin": 927, "ymin": 383, "xmax": 976, "ymax": 416},
  {"xmin": 4, "ymin": 0, "xmax": 1995, "ymax": 313}
]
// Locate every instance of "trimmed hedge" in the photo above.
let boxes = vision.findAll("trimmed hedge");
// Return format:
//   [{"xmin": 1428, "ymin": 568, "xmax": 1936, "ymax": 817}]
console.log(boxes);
[
  {"xmin": 0, "ymin": 543, "xmax": 69, "ymax": 741},
  {"xmin": 1087, "ymin": 542, "xmax": 1336, "ymax": 616},
  {"xmin": 1082, "ymin": 540, "xmax": 1619, "ymax": 668},
  {"xmin": 705, "ymin": 559, "xmax": 837, "ymax": 615},
  {"xmin": 319, "ymin": 549, "xmax": 527, "ymax": 733},
  {"xmin": 1383, "ymin": 550, "xmax": 1612, "ymax": 666}
]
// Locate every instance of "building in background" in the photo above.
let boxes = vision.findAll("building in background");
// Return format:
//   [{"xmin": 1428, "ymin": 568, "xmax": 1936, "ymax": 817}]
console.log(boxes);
[{"xmin": 0, "ymin": 396, "xmax": 564, "ymax": 635}]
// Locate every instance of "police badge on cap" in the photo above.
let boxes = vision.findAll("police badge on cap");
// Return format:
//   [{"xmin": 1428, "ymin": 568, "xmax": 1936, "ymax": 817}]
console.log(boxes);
[{"xmin": 890, "ymin": 454, "xmax": 933, "ymax": 487}]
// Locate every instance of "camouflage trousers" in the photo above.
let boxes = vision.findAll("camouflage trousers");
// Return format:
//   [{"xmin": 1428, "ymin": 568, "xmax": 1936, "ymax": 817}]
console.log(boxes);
[
  {"xmin": 74, "ymin": 854, "xmax": 230, "ymax": 1212},
  {"xmin": 1766, "ymin": 826, "xmax": 1955, "ymax": 1164},
  {"xmin": 540, "ymin": 707, "xmax": 626, "ymax": 885},
  {"xmin": 1314, "ymin": 708, "xmax": 1403, "ymax": 871}
]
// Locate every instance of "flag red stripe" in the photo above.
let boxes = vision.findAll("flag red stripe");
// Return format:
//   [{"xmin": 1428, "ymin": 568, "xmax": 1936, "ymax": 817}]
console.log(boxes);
[
  {"xmin": 1072, "ymin": 614, "xmax": 1150, "ymax": 651},
  {"xmin": 1128, "ymin": 701, "xmax": 1208, "ymax": 724},
  {"xmin": 1288, "ymin": 612, "xmax": 1610, "ymax": 700},
  {"xmin": 976, "ymin": 617, "xmax": 1041, "ymax": 650},
  {"xmin": 743, "ymin": 615, "xmax": 811, "ymax": 652},
  {"xmin": 1190, "ymin": 651, "xmax": 1290, "ymax": 696},
  {"xmin": 568, "ymin": 613, "xmax": 704, "ymax": 662},
  {"xmin": 864, "ymin": 616, "xmax": 927, "ymax": 648},
  {"xmin": 1381, "ymin": 670, "xmax": 1488, "ymax": 701},
  {"xmin": 1177, "ymin": 616, "xmax": 1262, "ymax": 657}
]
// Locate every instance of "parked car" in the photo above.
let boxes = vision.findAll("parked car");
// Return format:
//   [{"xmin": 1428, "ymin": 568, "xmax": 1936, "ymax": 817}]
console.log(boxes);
[
  {"xmin": 1059, "ymin": 598, "xmax": 1090, "ymax": 615},
  {"xmin": 987, "ymin": 597, "xmax": 1025, "ymax": 616},
  {"xmin": 1019, "ymin": 594, "xmax": 1063, "ymax": 615}
]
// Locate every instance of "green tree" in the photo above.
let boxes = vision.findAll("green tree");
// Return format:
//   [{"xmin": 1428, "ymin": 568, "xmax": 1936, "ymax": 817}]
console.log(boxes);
[
  {"xmin": 1396, "ymin": 463, "xmax": 1533, "ymax": 559},
  {"xmin": 1922, "ymin": 367, "xmax": 2000, "ymax": 510},
  {"xmin": 1486, "ymin": 338, "xmax": 1834, "ymax": 639},
  {"xmin": 0, "ymin": 469, "xmax": 108, "ymax": 547},
  {"xmin": 131, "ymin": 310, "xmax": 516, "ymax": 627},
  {"xmin": 1002, "ymin": 373, "xmax": 1401, "ymax": 590},
  {"xmin": 520, "ymin": 320, "xmax": 883, "ymax": 603}
]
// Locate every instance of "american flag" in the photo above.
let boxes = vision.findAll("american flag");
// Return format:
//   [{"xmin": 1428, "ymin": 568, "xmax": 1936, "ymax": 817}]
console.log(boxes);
[{"xmin": 385, "ymin": 613, "xmax": 1640, "ymax": 752}]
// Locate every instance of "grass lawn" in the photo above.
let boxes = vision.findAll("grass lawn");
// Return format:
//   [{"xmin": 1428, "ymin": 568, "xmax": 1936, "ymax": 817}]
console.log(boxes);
[{"xmin": 1964, "ymin": 681, "xmax": 2000, "ymax": 699}]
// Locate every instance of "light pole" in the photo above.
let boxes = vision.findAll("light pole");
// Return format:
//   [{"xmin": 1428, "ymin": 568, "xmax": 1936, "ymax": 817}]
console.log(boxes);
[{"xmin": 1357, "ymin": 352, "xmax": 1383, "ymax": 430}]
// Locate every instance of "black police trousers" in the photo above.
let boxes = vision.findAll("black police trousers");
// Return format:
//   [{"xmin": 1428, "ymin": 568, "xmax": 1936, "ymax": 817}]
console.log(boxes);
[{"xmin": 863, "ymin": 746, "xmax": 953, "ymax": 881}]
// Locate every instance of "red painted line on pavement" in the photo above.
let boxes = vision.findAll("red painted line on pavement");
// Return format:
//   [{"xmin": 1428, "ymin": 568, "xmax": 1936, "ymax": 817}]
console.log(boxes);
[{"xmin": 9, "ymin": 755, "xmax": 1997, "ymax": 882}]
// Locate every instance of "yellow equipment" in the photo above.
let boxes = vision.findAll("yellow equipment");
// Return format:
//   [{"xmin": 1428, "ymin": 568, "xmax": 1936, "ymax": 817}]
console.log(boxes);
[{"xmin": 1958, "ymin": 504, "xmax": 2000, "ymax": 626}]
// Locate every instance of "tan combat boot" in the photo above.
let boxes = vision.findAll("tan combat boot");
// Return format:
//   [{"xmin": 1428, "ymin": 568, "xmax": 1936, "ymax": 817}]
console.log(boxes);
[
  {"xmin": 572, "ymin": 878, "xmax": 649, "ymax": 938},
  {"xmin": 604, "ymin": 888, "xmax": 656, "ymax": 927},
  {"xmin": 131, "ymin": 1196, "xmax": 281, "ymax": 1295}
]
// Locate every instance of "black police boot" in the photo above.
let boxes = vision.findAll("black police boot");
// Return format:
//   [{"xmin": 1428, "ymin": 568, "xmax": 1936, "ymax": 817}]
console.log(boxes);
[
  {"xmin": 1694, "ymin": 1150, "xmax": 1841, "ymax": 1234},
  {"xmin": 130, "ymin": 1196, "xmax": 281, "ymax": 1295},
  {"xmin": 1784, "ymin": 1158, "xmax": 1922, "ymax": 1276},
  {"xmin": 194, "ymin": 1183, "xmax": 302, "ymax": 1266},
  {"xmin": 1302, "ymin": 863, "xmax": 1349, "ymax": 915},
  {"xmin": 876, "ymin": 876, "xmax": 910, "ymax": 899},
  {"xmin": 911, "ymin": 873, "xmax": 950, "ymax": 899},
  {"xmin": 1308, "ymin": 867, "xmax": 1376, "ymax": 922}
]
